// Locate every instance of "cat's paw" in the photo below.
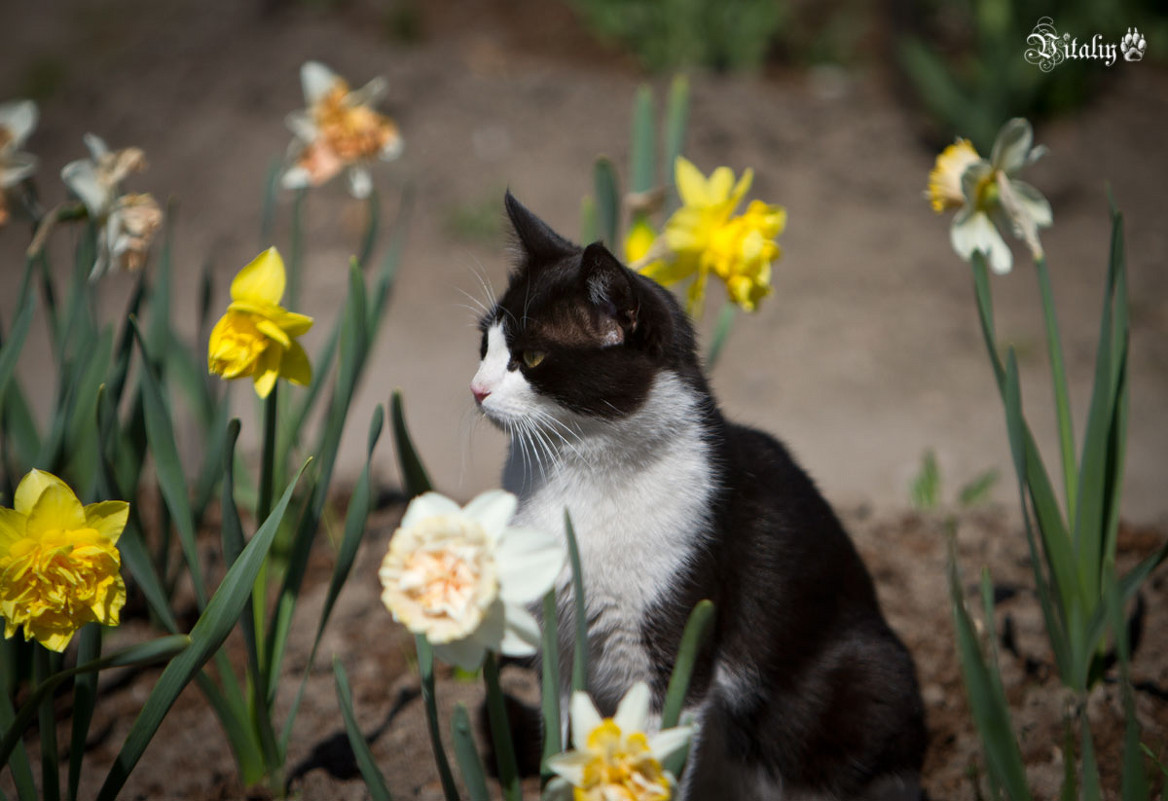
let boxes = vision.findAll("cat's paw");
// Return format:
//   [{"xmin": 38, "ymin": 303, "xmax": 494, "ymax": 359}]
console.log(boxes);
[{"xmin": 1122, "ymin": 27, "xmax": 1147, "ymax": 62}]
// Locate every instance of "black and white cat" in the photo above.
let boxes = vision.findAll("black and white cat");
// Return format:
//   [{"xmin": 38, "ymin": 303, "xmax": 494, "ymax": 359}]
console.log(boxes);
[{"xmin": 471, "ymin": 192, "xmax": 927, "ymax": 800}]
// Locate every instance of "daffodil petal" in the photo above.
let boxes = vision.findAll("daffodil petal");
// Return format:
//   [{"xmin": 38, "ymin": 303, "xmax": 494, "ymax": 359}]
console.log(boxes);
[
  {"xmin": 83, "ymin": 501, "xmax": 129, "ymax": 544},
  {"xmin": 0, "ymin": 100, "xmax": 37, "ymax": 146},
  {"xmin": 400, "ymin": 492, "xmax": 463, "ymax": 530},
  {"xmin": 255, "ymin": 317, "xmax": 293, "ymax": 348},
  {"xmin": 284, "ymin": 110, "xmax": 317, "ymax": 143},
  {"xmin": 545, "ymin": 753, "xmax": 590, "ymax": 788},
  {"xmin": 570, "ymin": 690, "xmax": 603, "ymax": 749},
  {"xmin": 347, "ymin": 76, "xmax": 387, "ymax": 108},
  {"xmin": 648, "ymin": 725, "xmax": 693, "ymax": 763},
  {"xmin": 673, "ymin": 157, "xmax": 707, "ymax": 207},
  {"xmin": 431, "ymin": 635, "xmax": 487, "ymax": 672},
  {"xmin": 82, "ymin": 133, "xmax": 109, "ymax": 161},
  {"xmin": 253, "ymin": 363, "xmax": 280, "ymax": 399},
  {"xmin": 496, "ymin": 529, "xmax": 565, "ymax": 605},
  {"xmin": 281, "ymin": 340, "xmax": 312, "ymax": 387},
  {"xmin": 379, "ymin": 131, "xmax": 404, "ymax": 161},
  {"xmin": 952, "ymin": 212, "xmax": 1012, "ymax": 275},
  {"xmin": 613, "ymin": 682, "xmax": 651, "ymax": 733},
  {"xmin": 1007, "ymin": 180, "xmax": 1052, "ymax": 227},
  {"xmin": 0, "ymin": 507, "xmax": 25, "ymax": 550},
  {"xmin": 499, "ymin": 603, "xmax": 540, "ymax": 656},
  {"xmin": 0, "ymin": 153, "xmax": 37, "ymax": 188},
  {"xmin": 301, "ymin": 61, "xmax": 339, "ymax": 106},
  {"xmin": 15, "ymin": 469, "xmax": 72, "ymax": 516},
  {"xmin": 61, "ymin": 159, "xmax": 109, "ymax": 218},
  {"xmin": 347, "ymin": 167, "xmax": 373, "ymax": 199},
  {"xmin": 461, "ymin": 490, "xmax": 517, "ymax": 542},
  {"xmin": 231, "ymin": 247, "xmax": 286, "ymax": 306},
  {"xmin": 991, "ymin": 118, "xmax": 1034, "ymax": 175},
  {"xmin": 281, "ymin": 165, "xmax": 311, "ymax": 189},
  {"xmin": 27, "ymin": 483, "xmax": 87, "ymax": 535}
]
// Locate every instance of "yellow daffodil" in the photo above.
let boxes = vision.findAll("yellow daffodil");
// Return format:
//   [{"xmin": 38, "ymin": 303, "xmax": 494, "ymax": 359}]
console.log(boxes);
[
  {"xmin": 926, "ymin": 119, "xmax": 1052, "ymax": 275},
  {"xmin": 282, "ymin": 61, "xmax": 403, "ymax": 198},
  {"xmin": 640, "ymin": 156, "xmax": 785, "ymax": 315},
  {"xmin": 0, "ymin": 470, "xmax": 128, "ymax": 652},
  {"xmin": 624, "ymin": 216, "xmax": 659, "ymax": 266},
  {"xmin": 60, "ymin": 133, "xmax": 163, "ymax": 277},
  {"xmin": 207, "ymin": 247, "xmax": 313, "ymax": 398},
  {"xmin": 379, "ymin": 490, "xmax": 564, "ymax": 671},
  {"xmin": 544, "ymin": 682, "xmax": 693, "ymax": 801},
  {"xmin": 0, "ymin": 99, "xmax": 38, "ymax": 227}
]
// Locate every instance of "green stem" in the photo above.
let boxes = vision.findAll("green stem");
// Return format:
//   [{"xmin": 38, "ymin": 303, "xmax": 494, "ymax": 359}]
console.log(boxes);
[
  {"xmin": 288, "ymin": 190, "xmax": 306, "ymax": 313},
  {"xmin": 1035, "ymin": 256, "xmax": 1077, "ymax": 524},
  {"xmin": 34, "ymin": 646, "xmax": 60, "ymax": 801},
  {"xmin": 252, "ymin": 385, "xmax": 282, "ymax": 786},
  {"xmin": 483, "ymin": 652, "xmax": 521, "ymax": 801},
  {"xmin": 705, "ymin": 301, "xmax": 736, "ymax": 369},
  {"xmin": 416, "ymin": 635, "xmax": 459, "ymax": 801}
]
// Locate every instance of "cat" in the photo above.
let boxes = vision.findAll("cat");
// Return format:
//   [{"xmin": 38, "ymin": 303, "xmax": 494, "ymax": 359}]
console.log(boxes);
[{"xmin": 470, "ymin": 191, "xmax": 927, "ymax": 800}]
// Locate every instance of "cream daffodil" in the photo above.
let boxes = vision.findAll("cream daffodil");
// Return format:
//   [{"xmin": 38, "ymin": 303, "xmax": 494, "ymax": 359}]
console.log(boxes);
[
  {"xmin": 207, "ymin": 247, "xmax": 314, "ymax": 398},
  {"xmin": 379, "ymin": 490, "xmax": 564, "ymax": 671},
  {"xmin": 639, "ymin": 156, "xmax": 785, "ymax": 315},
  {"xmin": 282, "ymin": 61, "xmax": 403, "ymax": 198},
  {"xmin": 927, "ymin": 118, "xmax": 1052, "ymax": 275},
  {"xmin": 60, "ymin": 133, "xmax": 162, "ymax": 277},
  {"xmin": 544, "ymin": 682, "xmax": 694, "ymax": 801},
  {"xmin": 0, "ymin": 469, "xmax": 128, "ymax": 652},
  {"xmin": 0, "ymin": 99, "xmax": 39, "ymax": 227}
]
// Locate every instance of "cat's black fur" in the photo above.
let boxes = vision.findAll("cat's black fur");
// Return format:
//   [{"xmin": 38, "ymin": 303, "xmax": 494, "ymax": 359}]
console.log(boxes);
[{"xmin": 483, "ymin": 192, "xmax": 926, "ymax": 800}]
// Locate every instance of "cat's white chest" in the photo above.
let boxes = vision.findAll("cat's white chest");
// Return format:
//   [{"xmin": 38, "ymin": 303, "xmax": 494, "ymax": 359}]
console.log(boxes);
[{"xmin": 505, "ymin": 373, "xmax": 715, "ymax": 704}]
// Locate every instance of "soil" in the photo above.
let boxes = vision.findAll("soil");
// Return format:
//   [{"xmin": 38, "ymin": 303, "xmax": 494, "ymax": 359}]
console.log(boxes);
[{"xmin": 1, "ymin": 0, "xmax": 1166, "ymax": 799}]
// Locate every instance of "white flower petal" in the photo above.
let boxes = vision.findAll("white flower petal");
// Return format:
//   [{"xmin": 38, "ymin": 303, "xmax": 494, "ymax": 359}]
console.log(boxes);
[
  {"xmin": 613, "ymin": 682, "xmax": 651, "ymax": 733},
  {"xmin": 281, "ymin": 165, "xmax": 311, "ymax": 189},
  {"xmin": 82, "ymin": 132, "xmax": 109, "ymax": 161},
  {"xmin": 990, "ymin": 118, "xmax": 1033, "ymax": 175},
  {"xmin": 570, "ymin": 691, "xmax": 603, "ymax": 749},
  {"xmin": 347, "ymin": 76, "xmax": 387, "ymax": 108},
  {"xmin": 61, "ymin": 159, "xmax": 110, "ymax": 217},
  {"xmin": 648, "ymin": 725, "xmax": 693, "ymax": 763},
  {"xmin": 1008, "ymin": 180, "xmax": 1052, "ymax": 227},
  {"xmin": 399, "ymin": 492, "xmax": 462, "ymax": 530},
  {"xmin": 951, "ymin": 211, "xmax": 1012, "ymax": 275},
  {"xmin": 431, "ymin": 635, "xmax": 487, "ymax": 672},
  {"xmin": 380, "ymin": 133, "xmax": 404, "ymax": 162},
  {"xmin": 0, "ymin": 100, "xmax": 37, "ymax": 148},
  {"xmin": 499, "ymin": 603, "xmax": 540, "ymax": 657},
  {"xmin": 0, "ymin": 153, "xmax": 37, "ymax": 187},
  {"xmin": 346, "ymin": 166, "xmax": 372, "ymax": 199},
  {"xmin": 545, "ymin": 754, "xmax": 590, "ymax": 789},
  {"xmin": 461, "ymin": 490, "xmax": 517, "ymax": 541},
  {"xmin": 284, "ymin": 110, "xmax": 318, "ymax": 142},
  {"xmin": 300, "ymin": 61, "xmax": 338, "ymax": 106},
  {"xmin": 496, "ymin": 529, "xmax": 564, "ymax": 605}
]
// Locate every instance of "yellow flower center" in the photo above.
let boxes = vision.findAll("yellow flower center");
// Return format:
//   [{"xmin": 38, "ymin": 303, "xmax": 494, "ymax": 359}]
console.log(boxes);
[
  {"xmin": 207, "ymin": 309, "xmax": 271, "ymax": 379},
  {"xmin": 927, "ymin": 139, "xmax": 981, "ymax": 213},
  {"xmin": 379, "ymin": 515, "xmax": 498, "ymax": 644},
  {"xmin": 576, "ymin": 721, "xmax": 671, "ymax": 801},
  {"xmin": 0, "ymin": 529, "xmax": 125, "ymax": 652},
  {"xmin": 973, "ymin": 171, "xmax": 1001, "ymax": 213},
  {"xmin": 313, "ymin": 83, "xmax": 399, "ymax": 163}
]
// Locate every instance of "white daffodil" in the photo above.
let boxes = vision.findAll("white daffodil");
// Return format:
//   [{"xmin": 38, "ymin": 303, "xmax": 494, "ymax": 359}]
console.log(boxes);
[
  {"xmin": 544, "ymin": 682, "xmax": 694, "ymax": 801},
  {"xmin": 60, "ymin": 134, "xmax": 162, "ymax": 277},
  {"xmin": 0, "ymin": 99, "xmax": 39, "ymax": 226},
  {"xmin": 379, "ymin": 490, "xmax": 563, "ymax": 671},
  {"xmin": 927, "ymin": 118, "xmax": 1052, "ymax": 275},
  {"xmin": 281, "ymin": 61, "xmax": 403, "ymax": 199}
]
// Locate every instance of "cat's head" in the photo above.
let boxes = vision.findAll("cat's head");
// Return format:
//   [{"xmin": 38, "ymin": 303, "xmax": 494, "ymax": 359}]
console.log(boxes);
[{"xmin": 471, "ymin": 191, "xmax": 700, "ymax": 432}]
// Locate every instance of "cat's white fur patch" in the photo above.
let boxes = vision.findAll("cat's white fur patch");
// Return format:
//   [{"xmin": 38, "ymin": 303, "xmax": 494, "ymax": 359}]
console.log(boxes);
[{"xmin": 476, "ymin": 322, "xmax": 716, "ymax": 712}]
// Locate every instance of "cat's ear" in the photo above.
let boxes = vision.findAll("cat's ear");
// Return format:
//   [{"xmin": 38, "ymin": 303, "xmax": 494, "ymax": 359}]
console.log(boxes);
[
  {"xmin": 580, "ymin": 242, "xmax": 638, "ymax": 346},
  {"xmin": 505, "ymin": 191, "xmax": 576, "ymax": 263}
]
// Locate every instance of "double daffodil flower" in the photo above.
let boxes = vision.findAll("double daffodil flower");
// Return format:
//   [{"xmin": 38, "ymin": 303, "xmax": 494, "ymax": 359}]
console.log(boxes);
[{"xmin": 0, "ymin": 99, "xmax": 39, "ymax": 228}]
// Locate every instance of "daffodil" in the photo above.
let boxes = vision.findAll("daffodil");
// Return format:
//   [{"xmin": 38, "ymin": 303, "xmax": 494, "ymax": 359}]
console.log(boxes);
[
  {"xmin": 60, "ymin": 133, "xmax": 163, "ymax": 277},
  {"xmin": 544, "ymin": 682, "xmax": 693, "ymax": 801},
  {"xmin": 207, "ymin": 247, "xmax": 313, "ymax": 398},
  {"xmin": 282, "ymin": 61, "xmax": 403, "ymax": 198},
  {"xmin": 379, "ymin": 490, "xmax": 563, "ymax": 671},
  {"xmin": 0, "ymin": 470, "xmax": 128, "ymax": 652},
  {"xmin": 0, "ymin": 99, "xmax": 39, "ymax": 227},
  {"xmin": 926, "ymin": 118, "xmax": 1052, "ymax": 275},
  {"xmin": 639, "ymin": 157, "xmax": 785, "ymax": 315}
]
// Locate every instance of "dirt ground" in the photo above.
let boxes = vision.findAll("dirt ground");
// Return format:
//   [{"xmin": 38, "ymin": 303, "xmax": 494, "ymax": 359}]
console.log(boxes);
[{"xmin": 2, "ymin": 0, "xmax": 1167, "ymax": 798}]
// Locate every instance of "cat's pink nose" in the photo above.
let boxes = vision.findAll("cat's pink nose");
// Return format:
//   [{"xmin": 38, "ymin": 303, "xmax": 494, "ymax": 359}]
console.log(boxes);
[{"xmin": 472, "ymin": 385, "xmax": 491, "ymax": 404}]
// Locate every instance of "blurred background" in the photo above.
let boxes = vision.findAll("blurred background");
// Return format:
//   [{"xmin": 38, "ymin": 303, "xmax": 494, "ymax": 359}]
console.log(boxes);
[{"xmin": 3, "ymin": 0, "xmax": 1167, "ymax": 524}]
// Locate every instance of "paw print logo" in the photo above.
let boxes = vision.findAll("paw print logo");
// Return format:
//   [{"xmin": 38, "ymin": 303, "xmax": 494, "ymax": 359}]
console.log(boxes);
[{"xmin": 1121, "ymin": 27, "xmax": 1147, "ymax": 62}]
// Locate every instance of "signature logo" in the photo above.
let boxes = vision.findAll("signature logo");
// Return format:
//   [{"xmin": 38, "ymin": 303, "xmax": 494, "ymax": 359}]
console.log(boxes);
[{"xmin": 1025, "ymin": 17, "xmax": 1147, "ymax": 71}]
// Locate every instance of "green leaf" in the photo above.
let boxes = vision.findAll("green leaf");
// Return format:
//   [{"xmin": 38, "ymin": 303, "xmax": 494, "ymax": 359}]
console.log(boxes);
[
  {"xmin": 541, "ymin": 589, "xmax": 563, "ymax": 767},
  {"xmin": 95, "ymin": 461, "xmax": 310, "ymax": 801},
  {"xmin": 392, "ymin": 391, "xmax": 434, "ymax": 496},
  {"xmin": 367, "ymin": 186, "xmax": 412, "ymax": 340},
  {"xmin": 131, "ymin": 319, "xmax": 208, "ymax": 607},
  {"xmin": 1033, "ymin": 257, "xmax": 1077, "ymax": 525},
  {"xmin": 705, "ymin": 301, "xmax": 735, "ymax": 370},
  {"xmin": 483, "ymin": 652, "xmax": 521, "ymax": 801},
  {"xmin": 565, "ymin": 510, "xmax": 588, "ymax": 694},
  {"xmin": 663, "ymin": 75, "xmax": 690, "ymax": 213},
  {"xmin": 0, "ymin": 289, "xmax": 36, "ymax": 414},
  {"xmin": 0, "ymin": 686, "xmax": 37, "ymax": 801},
  {"xmin": 958, "ymin": 469, "xmax": 1000, "ymax": 508},
  {"xmin": 416, "ymin": 635, "xmax": 460, "ymax": 801},
  {"xmin": 580, "ymin": 195, "xmax": 598, "ymax": 244},
  {"xmin": 67, "ymin": 625, "xmax": 101, "ymax": 801},
  {"xmin": 910, "ymin": 450, "xmax": 942, "ymax": 511},
  {"xmin": 357, "ymin": 187, "xmax": 381, "ymax": 268},
  {"xmin": 452, "ymin": 703, "xmax": 490, "ymax": 801},
  {"xmin": 333, "ymin": 657, "xmax": 393, "ymax": 801},
  {"xmin": 593, "ymin": 157, "xmax": 620, "ymax": 249},
  {"xmin": 1103, "ymin": 572, "xmax": 1149, "ymax": 801},
  {"xmin": 260, "ymin": 157, "xmax": 282, "ymax": 247},
  {"xmin": 1080, "ymin": 712, "xmax": 1102, "ymax": 801},
  {"xmin": 661, "ymin": 600, "xmax": 714, "ymax": 729},
  {"xmin": 630, "ymin": 85, "xmax": 656, "ymax": 194}
]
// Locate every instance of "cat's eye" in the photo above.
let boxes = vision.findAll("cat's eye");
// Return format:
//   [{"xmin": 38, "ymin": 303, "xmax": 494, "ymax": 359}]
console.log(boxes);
[{"xmin": 522, "ymin": 350, "xmax": 546, "ymax": 368}]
